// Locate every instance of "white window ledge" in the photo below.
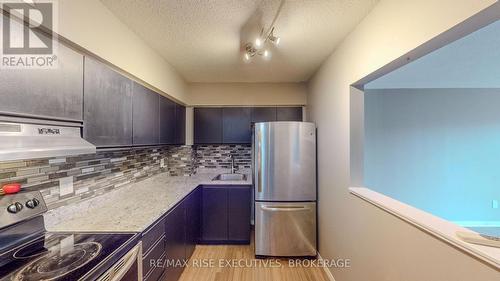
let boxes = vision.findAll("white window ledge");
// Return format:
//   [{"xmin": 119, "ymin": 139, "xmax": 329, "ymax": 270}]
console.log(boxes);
[{"xmin": 349, "ymin": 187, "xmax": 500, "ymax": 269}]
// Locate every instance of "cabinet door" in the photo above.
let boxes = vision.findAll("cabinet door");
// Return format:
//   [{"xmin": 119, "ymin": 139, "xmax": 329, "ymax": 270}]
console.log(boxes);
[
  {"xmin": 174, "ymin": 104, "xmax": 186, "ymax": 145},
  {"xmin": 228, "ymin": 186, "xmax": 251, "ymax": 243},
  {"xmin": 132, "ymin": 82, "xmax": 159, "ymax": 145},
  {"xmin": 194, "ymin": 108, "xmax": 222, "ymax": 144},
  {"xmin": 83, "ymin": 57, "xmax": 133, "ymax": 146},
  {"xmin": 277, "ymin": 107, "xmax": 303, "ymax": 121},
  {"xmin": 0, "ymin": 29, "xmax": 83, "ymax": 121},
  {"xmin": 251, "ymin": 107, "xmax": 277, "ymax": 123},
  {"xmin": 222, "ymin": 107, "xmax": 252, "ymax": 143},
  {"xmin": 159, "ymin": 96, "xmax": 176, "ymax": 144},
  {"xmin": 164, "ymin": 203, "xmax": 186, "ymax": 281},
  {"xmin": 185, "ymin": 188, "xmax": 200, "ymax": 259},
  {"xmin": 201, "ymin": 186, "xmax": 228, "ymax": 242}
]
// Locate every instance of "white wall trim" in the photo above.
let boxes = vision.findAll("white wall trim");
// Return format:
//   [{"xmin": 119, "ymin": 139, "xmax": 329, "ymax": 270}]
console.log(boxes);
[
  {"xmin": 317, "ymin": 253, "xmax": 337, "ymax": 281},
  {"xmin": 349, "ymin": 187, "xmax": 500, "ymax": 269}
]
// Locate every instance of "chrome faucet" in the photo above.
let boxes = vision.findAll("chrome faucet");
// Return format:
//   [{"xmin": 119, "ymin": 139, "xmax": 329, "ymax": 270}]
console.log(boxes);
[{"xmin": 230, "ymin": 155, "xmax": 239, "ymax": 174}]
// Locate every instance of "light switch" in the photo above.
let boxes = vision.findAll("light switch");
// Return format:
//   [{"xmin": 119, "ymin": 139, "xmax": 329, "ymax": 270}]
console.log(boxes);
[{"xmin": 59, "ymin": 176, "xmax": 74, "ymax": 196}]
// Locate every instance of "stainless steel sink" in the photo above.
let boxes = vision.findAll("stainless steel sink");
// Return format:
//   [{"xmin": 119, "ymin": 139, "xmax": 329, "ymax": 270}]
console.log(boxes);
[{"xmin": 212, "ymin": 173, "xmax": 247, "ymax": 181}]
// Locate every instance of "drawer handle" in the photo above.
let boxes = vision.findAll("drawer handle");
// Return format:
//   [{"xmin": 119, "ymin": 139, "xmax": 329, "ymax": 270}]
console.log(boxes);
[
  {"xmin": 261, "ymin": 205, "xmax": 309, "ymax": 212},
  {"xmin": 97, "ymin": 243, "xmax": 141, "ymax": 281}
]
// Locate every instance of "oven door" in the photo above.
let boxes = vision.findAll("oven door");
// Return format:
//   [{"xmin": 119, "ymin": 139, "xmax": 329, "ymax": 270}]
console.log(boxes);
[{"xmin": 97, "ymin": 243, "xmax": 142, "ymax": 281}]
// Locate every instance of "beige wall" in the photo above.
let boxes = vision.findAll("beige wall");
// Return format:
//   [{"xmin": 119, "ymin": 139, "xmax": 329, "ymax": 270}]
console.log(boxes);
[
  {"xmin": 58, "ymin": 0, "xmax": 188, "ymax": 103},
  {"xmin": 50, "ymin": 1, "xmax": 305, "ymax": 107},
  {"xmin": 188, "ymin": 83, "xmax": 307, "ymax": 106},
  {"xmin": 307, "ymin": 0, "xmax": 500, "ymax": 280}
]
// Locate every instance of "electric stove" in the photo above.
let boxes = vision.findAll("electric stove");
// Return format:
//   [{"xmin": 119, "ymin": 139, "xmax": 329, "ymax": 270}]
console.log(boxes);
[{"xmin": 0, "ymin": 191, "xmax": 140, "ymax": 281}]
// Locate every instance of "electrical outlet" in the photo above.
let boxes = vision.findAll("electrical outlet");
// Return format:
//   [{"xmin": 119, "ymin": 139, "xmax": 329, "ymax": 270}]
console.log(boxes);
[
  {"xmin": 59, "ymin": 176, "xmax": 74, "ymax": 196},
  {"xmin": 160, "ymin": 158, "xmax": 167, "ymax": 168},
  {"xmin": 60, "ymin": 235, "xmax": 75, "ymax": 256},
  {"xmin": 492, "ymin": 200, "xmax": 499, "ymax": 209}
]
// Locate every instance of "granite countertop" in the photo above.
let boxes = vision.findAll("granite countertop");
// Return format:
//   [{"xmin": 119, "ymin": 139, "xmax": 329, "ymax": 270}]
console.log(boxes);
[{"xmin": 44, "ymin": 169, "xmax": 252, "ymax": 233}]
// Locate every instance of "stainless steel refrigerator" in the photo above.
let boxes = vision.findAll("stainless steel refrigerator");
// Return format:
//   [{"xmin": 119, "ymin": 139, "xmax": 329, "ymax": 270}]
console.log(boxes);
[{"xmin": 253, "ymin": 122, "xmax": 317, "ymax": 257}]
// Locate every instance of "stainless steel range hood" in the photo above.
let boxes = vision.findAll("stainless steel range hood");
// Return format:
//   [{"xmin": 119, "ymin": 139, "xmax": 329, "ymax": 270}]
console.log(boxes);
[{"xmin": 0, "ymin": 122, "xmax": 96, "ymax": 161}]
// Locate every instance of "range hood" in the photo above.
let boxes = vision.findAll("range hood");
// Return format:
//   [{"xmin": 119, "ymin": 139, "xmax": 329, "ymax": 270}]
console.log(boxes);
[{"xmin": 0, "ymin": 122, "xmax": 96, "ymax": 162}]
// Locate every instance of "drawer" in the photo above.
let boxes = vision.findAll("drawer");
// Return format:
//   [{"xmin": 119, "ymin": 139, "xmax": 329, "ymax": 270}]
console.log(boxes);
[
  {"xmin": 143, "ymin": 235, "xmax": 166, "ymax": 278},
  {"xmin": 255, "ymin": 202, "xmax": 316, "ymax": 257},
  {"xmin": 144, "ymin": 252, "xmax": 166, "ymax": 281},
  {"xmin": 142, "ymin": 217, "xmax": 166, "ymax": 254}
]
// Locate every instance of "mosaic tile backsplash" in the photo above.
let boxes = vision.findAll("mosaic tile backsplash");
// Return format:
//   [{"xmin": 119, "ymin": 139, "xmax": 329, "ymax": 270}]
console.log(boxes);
[
  {"xmin": 0, "ymin": 145, "xmax": 194, "ymax": 210},
  {"xmin": 195, "ymin": 144, "xmax": 252, "ymax": 170},
  {"xmin": 0, "ymin": 144, "xmax": 250, "ymax": 211}
]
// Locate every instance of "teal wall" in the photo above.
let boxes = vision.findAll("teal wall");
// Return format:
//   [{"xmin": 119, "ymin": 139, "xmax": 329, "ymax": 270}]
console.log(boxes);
[
  {"xmin": 364, "ymin": 88, "xmax": 500, "ymax": 222},
  {"xmin": 365, "ymin": 20, "xmax": 500, "ymax": 89}
]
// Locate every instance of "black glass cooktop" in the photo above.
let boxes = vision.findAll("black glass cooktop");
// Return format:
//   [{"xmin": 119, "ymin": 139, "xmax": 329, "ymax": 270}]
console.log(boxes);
[{"xmin": 0, "ymin": 232, "xmax": 136, "ymax": 281}]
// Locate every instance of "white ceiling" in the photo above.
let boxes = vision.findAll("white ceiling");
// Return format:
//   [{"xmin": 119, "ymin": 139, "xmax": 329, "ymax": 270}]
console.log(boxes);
[{"xmin": 100, "ymin": 0, "xmax": 379, "ymax": 83}]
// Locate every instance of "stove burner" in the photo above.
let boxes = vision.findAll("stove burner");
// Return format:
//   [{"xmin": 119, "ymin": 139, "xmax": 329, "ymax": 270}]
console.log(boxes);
[
  {"xmin": 13, "ymin": 239, "xmax": 48, "ymax": 259},
  {"xmin": 13, "ymin": 242, "xmax": 102, "ymax": 281}
]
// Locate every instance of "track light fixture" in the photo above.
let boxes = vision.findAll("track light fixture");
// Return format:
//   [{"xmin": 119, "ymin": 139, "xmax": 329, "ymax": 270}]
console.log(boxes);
[{"xmin": 243, "ymin": 1, "xmax": 284, "ymax": 62}]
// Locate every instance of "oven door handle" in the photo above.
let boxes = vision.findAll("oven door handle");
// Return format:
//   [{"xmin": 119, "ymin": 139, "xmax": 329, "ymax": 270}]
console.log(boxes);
[{"xmin": 97, "ymin": 242, "xmax": 142, "ymax": 281}]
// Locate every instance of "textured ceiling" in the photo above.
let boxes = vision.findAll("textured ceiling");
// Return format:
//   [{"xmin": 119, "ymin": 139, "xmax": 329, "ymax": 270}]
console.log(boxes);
[{"xmin": 100, "ymin": 0, "xmax": 379, "ymax": 82}]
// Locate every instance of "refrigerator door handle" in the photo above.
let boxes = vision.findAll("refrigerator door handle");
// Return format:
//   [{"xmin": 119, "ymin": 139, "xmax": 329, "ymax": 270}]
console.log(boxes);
[
  {"xmin": 256, "ymin": 129, "xmax": 262, "ymax": 193},
  {"xmin": 260, "ymin": 205, "xmax": 310, "ymax": 212}
]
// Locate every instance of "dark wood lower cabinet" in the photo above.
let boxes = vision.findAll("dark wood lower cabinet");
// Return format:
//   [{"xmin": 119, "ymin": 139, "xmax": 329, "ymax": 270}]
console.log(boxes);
[
  {"xmin": 143, "ymin": 237, "xmax": 166, "ymax": 281},
  {"xmin": 200, "ymin": 185, "xmax": 251, "ymax": 244},
  {"xmin": 164, "ymin": 200, "xmax": 186, "ymax": 281},
  {"xmin": 185, "ymin": 188, "xmax": 200, "ymax": 258},
  {"xmin": 141, "ymin": 185, "xmax": 250, "ymax": 281},
  {"xmin": 228, "ymin": 186, "xmax": 252, "ymax": 243},
  {"xmin": 201, "ymin": 186, "xmax": 229, "ymax": 243},
  {"xmin": 142, "ymin": 214, "xmax": 167, "ymax": 280}
]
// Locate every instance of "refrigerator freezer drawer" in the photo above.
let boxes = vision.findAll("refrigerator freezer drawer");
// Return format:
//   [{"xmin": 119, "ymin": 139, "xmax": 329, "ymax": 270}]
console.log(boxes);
[{"xmin": 255, "ymin": 202, "xmax": 317, "ymax": 257}]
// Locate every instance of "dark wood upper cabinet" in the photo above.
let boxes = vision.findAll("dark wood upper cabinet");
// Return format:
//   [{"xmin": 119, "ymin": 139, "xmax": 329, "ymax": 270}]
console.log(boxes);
[
  {"xmin": 194, "ymin": 108, "xmax": 222, "ymax": 144},
  {"xmin": 251, "ymin": 107, "xmax": 277, "ymax": 123},
  {"xmin": 195, "ymin": 106, "xmax": 304, "ymax": 144},
  {"xmin": 174, "ymin": 104, "xmax": 186, "ymax": 145},
  {"xmin": 159, "ymin": 95, "xmax": 176, "ymax": 144},
  {"xmin": 132, "ymin": 82, "xmax": 159, "ymax": 145},
  {"xmin": 222, "ymin": 107, "xmax": 252, "ymax": 143},
  {"xmin": 277, "ymin": 107, "xmax": 303, "ymax": 121},
  {"xmin": 83, "ymin": 57, "xmax": 133, "ymax": 147},
  {"xmin": 158, "ymin": 96, "xmax": 185, "ymax": 145},
  {"xmin": 0, "ymin": 35, "xmax": 84, "ymax": 121}
]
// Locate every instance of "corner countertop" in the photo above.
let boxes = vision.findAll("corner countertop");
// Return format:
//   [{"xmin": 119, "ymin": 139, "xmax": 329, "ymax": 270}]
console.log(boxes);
[{"xmin": 44, "ymin": 169, "xmax": 252, "ymax": 233}]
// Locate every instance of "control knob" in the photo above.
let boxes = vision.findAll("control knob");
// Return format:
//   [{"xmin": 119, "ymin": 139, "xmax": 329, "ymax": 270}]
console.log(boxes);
[
  {"xmin": 25, "ymin": 198, "xmax": 39, "ymax": 209},
  {"xmin": 7, "ymin": 202, "xmax": 23, "ymax": 213}
]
